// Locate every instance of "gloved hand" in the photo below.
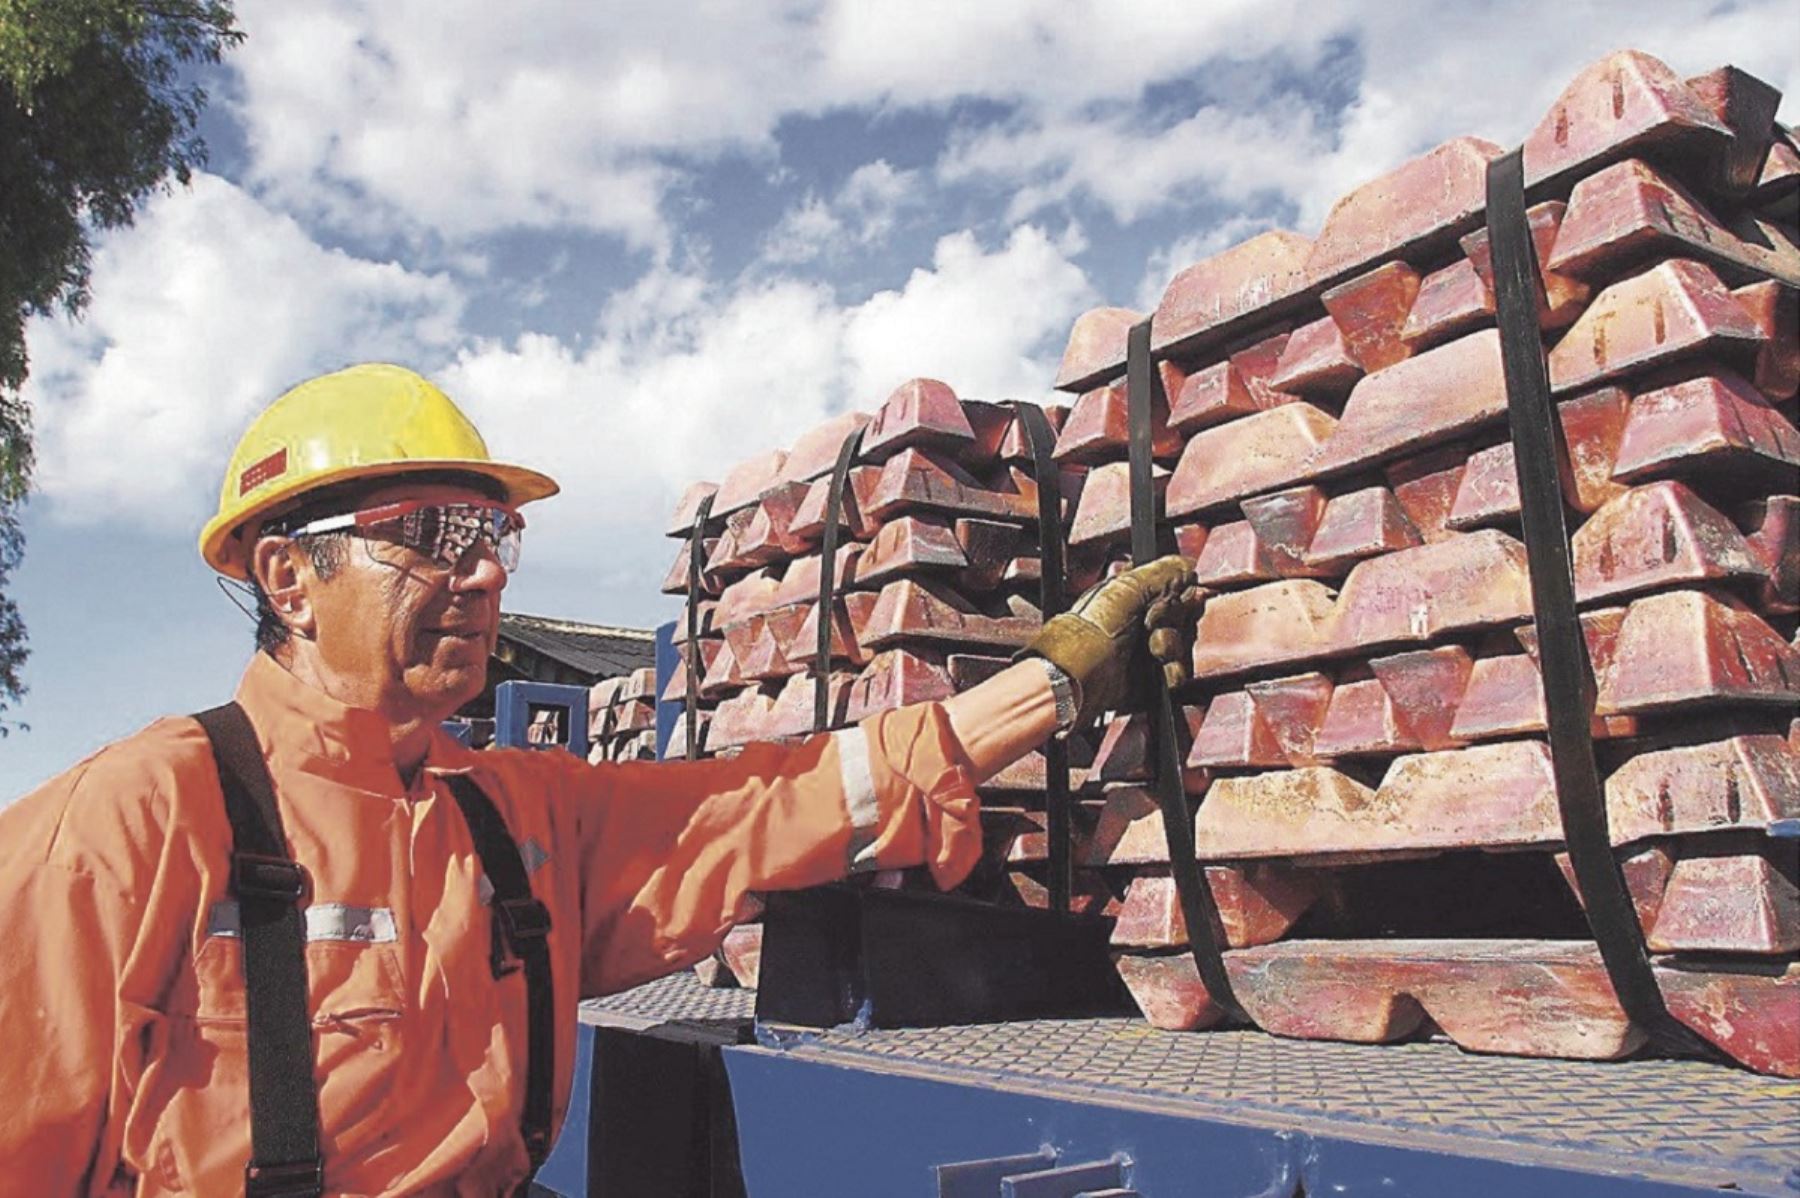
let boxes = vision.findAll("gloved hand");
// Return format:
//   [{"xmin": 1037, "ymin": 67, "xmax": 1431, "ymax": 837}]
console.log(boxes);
[{"xmin": 1022, "ymin": 554, "xmax": 1199, "ymax": 724}]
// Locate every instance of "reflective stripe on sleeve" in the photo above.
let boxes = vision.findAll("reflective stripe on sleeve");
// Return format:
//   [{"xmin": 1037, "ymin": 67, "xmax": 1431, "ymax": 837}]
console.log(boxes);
[
  {"xmin": 207, "ymin": 900, "xmax": 399, "ymax": 944},
  {"xmin": 833, "ymin": 726, "xmax": 882, "ymax": 874}
]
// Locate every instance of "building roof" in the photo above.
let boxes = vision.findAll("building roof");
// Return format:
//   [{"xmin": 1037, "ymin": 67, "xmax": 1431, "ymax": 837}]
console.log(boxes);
[{"xmin": 496, "ymin": 612, "xmax": 656, "ymax": 682}]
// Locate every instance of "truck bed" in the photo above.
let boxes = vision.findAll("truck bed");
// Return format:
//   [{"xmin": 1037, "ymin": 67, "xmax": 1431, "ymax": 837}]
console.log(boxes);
[{"xmin": 581, "ymin": 971, "xmax": 1800, "ymax": 1197}]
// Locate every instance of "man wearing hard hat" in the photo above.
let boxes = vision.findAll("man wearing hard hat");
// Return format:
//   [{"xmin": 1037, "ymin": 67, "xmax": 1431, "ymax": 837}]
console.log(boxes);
[{"xmin": 0, "ymin": 364, "xmax": 1194, "ymax": 1197}]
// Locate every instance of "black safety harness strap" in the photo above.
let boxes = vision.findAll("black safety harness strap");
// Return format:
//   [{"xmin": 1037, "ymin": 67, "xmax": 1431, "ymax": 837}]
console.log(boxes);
[
  {"xmin": 815, "ymin": 425, "xmax": 868, "ymax": 732},
  {"xmin": 1125, "ymin": 321, "xmax": 1247, "ymax": 1023},
  {"xmin": 1484, "ymin": 151, "xmax": 1718, "ymax": 1060},
  {"xmin": 443, "ymin": 773, "xmax": 559, "ymax": 1181},
  {"xmin": 686, "ymin": 492, "xmax": 717, "ymax": 760},
  {"xmin": 193, "ymin": 703, "xmax": 325, "ymax": 1198},
  {"xmin": 1011, "ymin": 399, "xmax": 1075, "ymax": 915}
]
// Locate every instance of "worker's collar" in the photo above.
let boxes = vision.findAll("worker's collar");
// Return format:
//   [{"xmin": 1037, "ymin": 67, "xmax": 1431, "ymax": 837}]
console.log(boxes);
[{"xmin": 233, "ymin": 652, "xmax": 475, "ymax": 796}]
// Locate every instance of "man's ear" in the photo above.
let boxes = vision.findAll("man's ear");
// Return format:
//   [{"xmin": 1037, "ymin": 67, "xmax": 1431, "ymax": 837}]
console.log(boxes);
[{"xmin": 249, "ymin": 535, "xmax": 318, "ymax": 641}]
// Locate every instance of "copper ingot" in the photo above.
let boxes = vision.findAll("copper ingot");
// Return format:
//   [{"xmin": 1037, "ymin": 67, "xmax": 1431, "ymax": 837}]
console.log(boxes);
[
  {"xmin": 1384, "ymin": 445, "xmax": 1467, "ymax": 544},
  {"xmin": 666, "ymin": 480, "xmax": 720, "ymax": 538},
  {"xmin": 851, "ymin": 516, "xmax": 966, "ymax": 587},
  {"xmin": 1548, "ymin": 157, "xmax": 1794, "ymax": 285},
  {"xmin": 1400, "ymin": 259, "xmax": 1493, "ymax": 351},
  {"xmin": 1167, "ymin": 403, "xmax": 1337, "ymax": 519},
  {"xmin": 1462, "ymin": 200, "xmax": 1590, "ymax": 329},
  {"xmin": 1305, "ymin": 137, "xmax": 1504, "ymax": 287},
  {"xmin": 1152, "ymin": 229, "xmax": 1312, "ymax": 357},
  {"xmin": 1520, "ymin": 49, "xmax": 1732, "ymax": 190},
  {"xmin": 1547, "ymin": 259, "xmax": 1764, "ymax": 394},
  {"xmin": 1331, "ymin": 530, "xmax": 1534, "ymax": 652},
  {"xmin": 1192, "ymin": 520, "xmax": 1274, "ymax": 588},
  {"xmin": 1308, "ymin": 329, "xmax": 1507, "ymax": 481},
  {"xmin": 858, "ymin": 447, "xmax": 1036, "ymax": 524},
  {"xmin": 1303, "ymin": 487, "xmax": 1422, "ymax": 572},
  {"xmin": 1740, "ymin": 495, "xmax": 1800, "ymax": 614},
  {"xmin": 1111, "ymin": 865, "xmax": 1322, "ymax": 950},
  {"xmin": 860, "ymin": 577, "xmax": 1039, "ymax": 651},
  {"xmin": 1055, "ymin": 305, "xmax": 1139, "ymax": 393},
  {"xmin": 1648, "ymin": 850, "xmax": 1800, "ymax": 955},
  {"xmin": 712, "ymin": 448, "xmax": 790, "ymax": 518},
  {"xmin": 1571, "ymin": 480, "xmax": 1764, "ymax": 603},
  {"xmin": 1611, "ymin": 372, "xmax": 1800, "ymax": 486},
  {"xmin": 1054, "ymin": 372, "xmax": 1182, "ymax": 464},
  {"xmin": 1190, "ymin": 580, "xmax": 1338, "ymax": 681},
  {"xmin": 1268, "ymin": 314, "xmax": 1361, "ymax": 399},
  {"xmin": 1596, "ymin": 589, "xmax": 1800, "ymax": 713},
  {"xmin": 860, "ymin": 377, "xmax": 973, "ymax": 460},
  {"xmin": 1321, "ymin": 260, "xmax": 1422, "ymax": 373},
  {"xmin": 1606, "ymin": 734, "xmax": 1800, "ymax": 842},
  {"xmin": 844, "ymin": 647, "xmax": 954, "ymax": 722},
  {"xmin": 781, "ymin": 411, "xmax": 874, "ymax": 484}
]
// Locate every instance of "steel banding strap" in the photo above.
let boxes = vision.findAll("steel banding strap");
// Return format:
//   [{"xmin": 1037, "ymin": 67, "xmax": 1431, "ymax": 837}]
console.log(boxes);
[
  {"xmin": 685, "ymin": 492, "xmax": 716, "ymax": 761},
  {"xmin": 193, "ymin": 702, "xmax": 325, "ymax": 1198},
  {"xmin": 1011, "ymin": 399, "xmax": 1074, "ymax": 916},
  {"xmin": 1485, "ymin": 150, "xmax": 1716, "ymax": 1061},
  {"xmin": 815, "ymin": 426, "xmax": 867, "ymax": 732},
  {"xmin": 1126, "ymin": 321, "xmax": 1246, "ymax": 1024},
  {"xmin": 443, "ymin": 775, "xmax": 559, "ymax": 1183}
]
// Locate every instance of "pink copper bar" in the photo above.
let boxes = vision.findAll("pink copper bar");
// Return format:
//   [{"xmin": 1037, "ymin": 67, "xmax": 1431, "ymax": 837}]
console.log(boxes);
[
  {"xmin": 1055, "ymin": 306, "xmax": 1141, "ymax": 394},
  {"xmin": 1166, "ymin": 403, "xmax": 1338, "ymax": 518},
  {"xmin": 1400, "ymin": 259, "xmax": 1494, "ymax": 351},
  {"xmin": 1546, "ymin": 259, "xmax": 1765, "ymax": 394},
  {"xmin": 1321, "ymin": 261, "xmax": 1423, "ymax": 373},
  {"xmin": 1520, "ymin": 49, "xmax": 1733, "ymax": 190},
  {"xmin": 1462, "ymin": 200, "xmax": 1591, "ymax": 329},
  {"xmin": 1268, "ymin": 315, "xmax": 1362, "ymax": 399},
  {"xmin": 1307, "ymin": 329, "xmax": 1508, "ymax": 480},
  {"xmin": 1152, "ymin": 229, "xmax": 1314, "ymax": 357},
  {"xmin": 1304, "ymin": 137, "xmax": 1505, "ymax": 287},
  {"xmin": 1570, "ymin": 480, "xmax": 1765, "ymax": 603},
  {"xmin": 860, "ymin": 378, "xmax": 974, "ymax": 459}
]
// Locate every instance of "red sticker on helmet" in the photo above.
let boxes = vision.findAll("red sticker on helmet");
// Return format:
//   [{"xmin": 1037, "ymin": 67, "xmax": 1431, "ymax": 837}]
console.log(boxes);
[{"xmin": 239, "ymin": 448, "xmax": 289, "ymax": 495}]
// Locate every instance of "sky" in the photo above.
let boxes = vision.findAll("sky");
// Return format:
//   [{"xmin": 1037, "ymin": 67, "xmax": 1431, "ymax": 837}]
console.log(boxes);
[{"xmin": 5, "ymin": 0, "xmax": 1798, "ymax": 797}]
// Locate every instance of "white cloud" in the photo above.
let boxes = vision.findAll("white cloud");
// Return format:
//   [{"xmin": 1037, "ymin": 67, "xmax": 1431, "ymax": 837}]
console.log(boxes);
[
  {"xmin": 761, "ymin": 159, "xmax": 922, "ymax": 264},
  {"xmin": 442, "ymin": 222, "xmax": 1094, "ymax": 584},
  {"xmin": 23, "ymin": 173, "xmax": 464, "ymax": 527}
]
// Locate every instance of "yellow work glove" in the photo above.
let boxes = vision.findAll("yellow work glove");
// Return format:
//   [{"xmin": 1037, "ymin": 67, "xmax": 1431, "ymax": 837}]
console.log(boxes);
[{"xmin": 1023, "ymin": 554, "xmax": 1199, "ymax": 725}]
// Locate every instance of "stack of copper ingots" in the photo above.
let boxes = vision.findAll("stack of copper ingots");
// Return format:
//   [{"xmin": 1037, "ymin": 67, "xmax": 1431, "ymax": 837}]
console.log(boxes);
[
  {"xmin": 660, "ymin": 47, "xmax": 1799, "ymax": 1071},
  {"xmin": 585, "ymin": 667, "xmax": 659, "ymax": 763},
  {"xmin": 1053, "ymin": 49, "xmax": 1799, "ymax": 1076},
  {"xmin": 662, "ymin": 385, "xmax": 1103, "ymax": 982}
]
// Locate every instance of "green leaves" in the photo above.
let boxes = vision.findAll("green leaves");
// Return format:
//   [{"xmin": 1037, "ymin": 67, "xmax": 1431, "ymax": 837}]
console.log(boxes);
[{"xmin": 0, "ymin": 0, "xmax": 242, "ymax": 717}]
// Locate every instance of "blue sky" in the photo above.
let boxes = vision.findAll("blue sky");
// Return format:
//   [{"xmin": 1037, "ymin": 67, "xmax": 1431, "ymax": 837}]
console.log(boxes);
[{"xmin": 6, "ymin": 0, "xmax": 1797, "ymax": 796}]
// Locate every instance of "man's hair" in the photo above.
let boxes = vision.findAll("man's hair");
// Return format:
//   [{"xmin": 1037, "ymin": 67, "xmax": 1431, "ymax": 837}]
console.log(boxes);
[{"xmin": 249, "ymin": 470, "xmax": 509, "ymax": 653}]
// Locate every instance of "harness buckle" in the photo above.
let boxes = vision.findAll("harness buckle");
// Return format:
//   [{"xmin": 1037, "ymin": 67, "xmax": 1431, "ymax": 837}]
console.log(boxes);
[
  {"xmin": 232, "ymin": 853, "xmax": 307, "ymax": 904},
  {"xmin": 496, "ymin": 896, "xmax": 552, "ymax": 944},
  {"xmin": 244, "ymin": 1157, "xmax": 324, "ymax": 1198}
]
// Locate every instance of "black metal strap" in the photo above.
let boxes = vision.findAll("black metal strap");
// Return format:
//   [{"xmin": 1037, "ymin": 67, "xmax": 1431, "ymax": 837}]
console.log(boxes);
[
  {"xmin": 815, "ymin": 426, "xmax": 867, "ymax": 732},
  {"xmin": 1010, "ymin": 400, "xmax": 1074, "ymax": 915},
  {"xmin": 1125, "ymin": 321, "xmax": 1247, "ymax": 1023},
  {"xmin": 686, "ymin": 493, "xmax": 716, "ymax": 760},
  {"xmin": 192, "ymin": 703, "xmax": 325, "ymax": 1198},
  {"xmin": 1485, "ymin": 150, "xmax": 1717, "ymax": 1061},
  {"xmin": 443, "ymin": 774, "xmax": 559, "ymax": 1177}
]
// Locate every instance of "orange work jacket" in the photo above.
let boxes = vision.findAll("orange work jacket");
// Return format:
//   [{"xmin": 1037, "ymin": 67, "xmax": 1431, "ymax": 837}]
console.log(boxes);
[{"xmin": 0, "ymin": 652, "xmax": 982, "ymax": 1196}]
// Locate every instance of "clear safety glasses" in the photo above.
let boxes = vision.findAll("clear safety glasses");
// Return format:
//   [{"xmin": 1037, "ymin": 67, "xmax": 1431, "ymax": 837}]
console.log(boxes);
[{"xmin": 283, "ymin": 500, "xmax": 526, "ymax": 573}]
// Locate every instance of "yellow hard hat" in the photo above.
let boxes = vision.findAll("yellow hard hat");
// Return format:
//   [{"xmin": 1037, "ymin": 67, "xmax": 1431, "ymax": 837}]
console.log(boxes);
[{"xmin": 199, "ymin": 363, "xmax": 559, "ymax": 578}]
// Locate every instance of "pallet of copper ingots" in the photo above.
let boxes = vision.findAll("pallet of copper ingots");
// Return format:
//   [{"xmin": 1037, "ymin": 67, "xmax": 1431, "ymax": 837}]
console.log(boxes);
[
  {"xmin": 661, "ymin": 379, "xmax": 1104, "ymax": 982},
  {"xmin": 583, "ymin": 667, "xmax": 660, "ymax": 763},
  {"xmin": 1043, "ymin": 48, "xmax": 1799, "ymax": 1075}
]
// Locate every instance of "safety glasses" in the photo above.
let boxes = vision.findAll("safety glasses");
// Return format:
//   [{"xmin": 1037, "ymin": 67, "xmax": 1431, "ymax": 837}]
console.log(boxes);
[{"xmin": 282, "ymin": 500, "xmax": 526, "ymax": 573}]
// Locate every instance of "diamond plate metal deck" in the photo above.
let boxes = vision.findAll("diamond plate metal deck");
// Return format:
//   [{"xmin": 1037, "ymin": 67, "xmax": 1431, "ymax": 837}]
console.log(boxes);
[{"xmin": 585, "ymin": 970, "xmax": 1800, "ymax": 1190}]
